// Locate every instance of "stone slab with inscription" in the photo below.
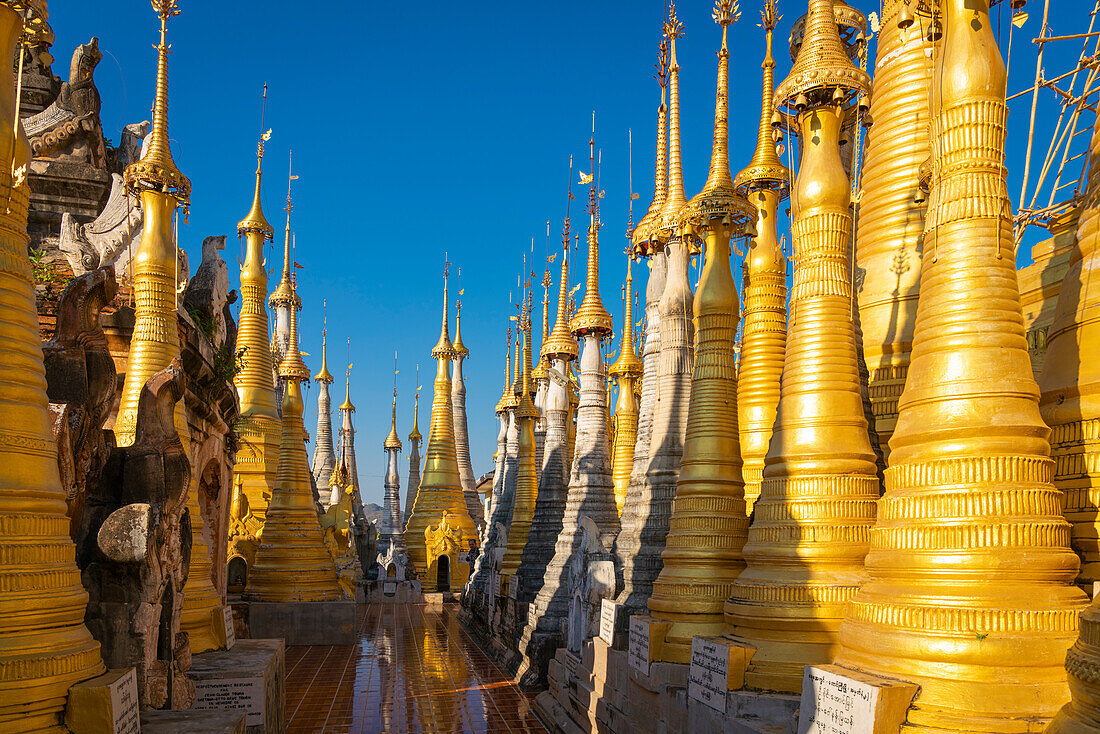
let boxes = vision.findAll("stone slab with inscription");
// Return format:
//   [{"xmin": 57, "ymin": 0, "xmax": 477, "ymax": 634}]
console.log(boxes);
[
  {"xmin": 188, "ymin": 639, "xmax": 286, "ymax": 734},
  {"xmin": 214, "ymin": 605, "xmax": 236, "ymax": 650},
  {"xmin": 65, "ymin": 667, "xmax": 140, "ymax": 734},
  {"xmin": 798, "ymin": 664, "xmax": 918, "ymax": 734},
  {"xmin": 599, "ymin": 599, "xmax": 618, "ymax": 646},
  {"xmin": 628, "ymin": 615, "xmax": 670, "ymax": 676},
  {"xmin": 687, "ymin": 636, "xmax": 756, "ymax": 713}
]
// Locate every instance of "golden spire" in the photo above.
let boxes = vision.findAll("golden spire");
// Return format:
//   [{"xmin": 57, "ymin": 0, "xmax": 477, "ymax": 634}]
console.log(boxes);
[
  {"xmin": 633, "ymin": 36, "xmax": 670, "ymax": 256},
  {"xmin": 124, "ymin": 0, "xmax": 190, "ymax": 205},
  {"xmin": 452, "ymin": 294, "xmax": 469, "ymax": 357},
  {"xmin": 339, "ymin": 359, "xmax": 355, "ymax": 412},
  {"xmin": 681, "ymin": 0, "xmax": 755, "ymax": 243},
  {"xmin": 542, "ymin": 160, "xmax": 580, "ymax": 361},
  {"xmin": 278, "ymin": 283, "xmax": 310, "ymax": 382},
  {"xmin": 735, "ymin": 0, "xmax": 789, "ymax": 515},
  {"xmin": 238, "ymin": 85, "xmax": 274, "ymax": 237},
  {"xmin": 432, "ymin": 259, "xmax": 455, "ymax": 359},
  {"xmin": 734, "ymin": 0, "xmax": 790, "ymax": 195},
  {"xmin": 409, "ymin": 369, "xmax": 423, "ymax": 441},
  {"xmin": 268, "ymin": 152, "xmax": 300, "ymax": 309},
  {"xmin": 533, "ymin": 257, "xmax": 552, "ymax": 382},
  {"xmin": 315, "ymin": 320, "xmax": 334, "ymax": 383},
  {"xmin": 647, "ymin": 0, "xmax": 751, "ymax": 663},
  {"xmin": 655, "ymin": 2, "xmax": 687, "ymax": 244},
  {"xmin": 385, "ymin": 385, "xmax": 402, "ymax": 451},
  {"xmin": 609, "ymin": 254, "xmax": 643, "ymax": 515},
  {"xmin": 774, "ymin": 0, "xmax": 869, "ymax": 109},
  {"xmin": 496, "ymin": 325, "xmax": 513, "ymax": 413},
  {"xmin": 571, "ymin": 114, "xmax": 614, "ymax": 337}
]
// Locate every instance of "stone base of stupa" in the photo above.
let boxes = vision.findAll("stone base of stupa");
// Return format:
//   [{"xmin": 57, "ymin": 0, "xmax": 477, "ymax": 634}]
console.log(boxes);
[
  {"xmin": 186, "ymin": 639, "xmax": 286, "ymax": 734},
  {"xmin": 488, "ymin": 592, "xmax": 527, "ymax": 676},
  {"xmin": 247, "ymin": 601, "xmax": 356, "ymax": 645},
  {"xmin": 535, "ymin": 637, "xmax": 800, "ymax": 734}
]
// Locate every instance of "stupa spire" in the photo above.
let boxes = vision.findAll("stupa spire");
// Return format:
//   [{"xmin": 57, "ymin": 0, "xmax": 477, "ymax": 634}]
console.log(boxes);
[
  {"xmin": 432, "ymin": 257, "xmax": 454, "ymax": 359},
  {"xmin": 655, "ymin": 2, "xmax": 686, "ymax": 244},
  {"xmin": 268, "ymin": 153, "xmax": 299, "ymax": 311},
  {"xmin": 451, "ymin": 272, "xmax": 483, "ymax": 531},
  {"xmin": 233, "ymin": 85, "xmax": 282, "ymax": 552},
  {"xmin": 116, "ymin": 0, "xmax": 225, "ymax": 654},
  {"xmin": 311, "ymin": 308, "xmax": 337, "ymax": 505},
  {"xmin": 378, "ymin": 355, "xmax": 408, "ymax": 568},
  {"xmin": 403, "ymin": 368, "xmax": 423, "ymax": 527},
  {"xmin": 609, "ymin": 252, "xmax": 642, "ymax": 515},
  {"xmin": 647, "ymin": 0, "xmax": 756, "ymax": 664},
  {"xmin": 633, "ymin": 38, "xmax": 670, "ymax": 256},
  {"xmin": 734, "ymin": 0, "xmax": 790, "ymax": 513}
]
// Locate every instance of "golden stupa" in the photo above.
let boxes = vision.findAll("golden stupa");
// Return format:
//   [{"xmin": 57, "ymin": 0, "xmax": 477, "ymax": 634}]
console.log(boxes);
[
  {"xmin": 243, "ymin": 279, "xmax": 342, "ymax": 602},
  {"xmin": 855, "ymin": 0, "xmax": 934, "ymax": 463},
  {"xmin": 733, "ymin": 0, "xmax": 789, "ymax": 516},
  {"xmin": 114, "ymin": 0, "xmax": 225, "ymax": 655},
  {"xmin": 645, "ymin": 0, "xmax": 756, "ymax": 664},
  {"xmin": 725, "ymin": 0, "xmax": 878, "ymax": 693},
  {"xmin": 608, "ymin": 254, "xmax": 642, "ymax": 516},
  {"xmin": 230, "ymin": 92, "xmax": 281, "ymax": 574},
  {"xmin": 403, "ymin": 268, "xmax": 479, "ymax": 589},
  {"xmin": 1047, "ymin": 111, "xmax": 1100, "ymax": 734},
  {"xmin": 835, "ymin": 0, "xmax": 1088, "ymax": 728},
  {"xmin": 0, "ymin": 2, "xmax": 104, "ymax": 729}
]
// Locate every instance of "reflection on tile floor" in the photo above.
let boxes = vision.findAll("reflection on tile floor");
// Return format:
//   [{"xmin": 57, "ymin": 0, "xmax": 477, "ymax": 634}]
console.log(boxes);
[{"xmin": 284, "ymin": 603, "xmax": 550, "ymax": 733}]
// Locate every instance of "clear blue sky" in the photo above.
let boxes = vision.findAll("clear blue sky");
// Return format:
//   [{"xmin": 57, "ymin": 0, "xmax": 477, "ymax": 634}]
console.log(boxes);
[{"xmin": 52, "ymin": 1, "xmax": 1086, "ymax": 506}]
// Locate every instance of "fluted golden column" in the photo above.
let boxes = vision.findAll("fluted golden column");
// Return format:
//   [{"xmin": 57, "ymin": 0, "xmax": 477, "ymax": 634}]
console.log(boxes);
[
  {"xmin": 232, "ymin": 113, "xmax": 280, "ymax": 552},
  {"xmin": 114, "ymin": 1, "xmax": 224, "ymax": 654},
  {"xmin": 835, "ymin": 0, "xmax": 1088, "ymax": 728},
  {"xmin": 404, "ymin": 270, "xmax": 479, "ymax": 585},
  {"xmin": 501, "ymin": 299, "xmax": 538, "ymax": 583},
  {"xmin": 646, "ymin": 1, "xmax": 756, "ymax": 664},
  {"xmin": 0, "ymin": 4, "xmax": 104, "ymax": 730},
  {"xmin": 733, "ymin": 0, "xmax": 789, "ymax": 515},
  {"xmin": 609, "ymin": 255, "xmax": 642, "ymax": 516},
  {"xmin": 855, "ymin": 0, "xmax": 934, "ymax": 462},
  {"xmin": 243, "ymin": 294, "xmax": 341, "ymax": 602},
  {"xmin": 724, "ymin": 0, "xmax": 878, "ymax": 693}
]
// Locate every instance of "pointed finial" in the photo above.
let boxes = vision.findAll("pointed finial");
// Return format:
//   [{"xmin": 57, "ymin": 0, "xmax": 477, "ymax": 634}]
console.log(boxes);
[
  {"xmin": 655, "ymin": 1, "xmax": 688, "ymax": 243},
  {"xmin": 681, "ymin": 0, "xmax": 756, "ymax": 235},
  {"xmin": 124, "ymin": 0, "xmax": 190, "ymax": 204},
  {"xmin": 571, "ymin": 113, "xmax": 613, "ymax": 337},
  {"xmin": 452, "ymin": 266, "xmax": 469, "ymax": 357},
  {"xmin": 610, "ymin": 253, "xmax": 643, "ymax": 378},
  {"xmin": 268, "ymin": 150, "xmax": 301, "ymax": 309},
  {"xmin": 432, "ymin": 256, "xmax": 455, "ymax": 359},
  {"xmin": 385, "ymin": 350, "xmax": 402, "ymax": 450},
  {"xmin": 409, "ymin": 363, "xmax": 422, "ymax": 440},
  {"xmin": 340, "ymin": 351, "xmax": 355, "ymax": 412},
  {"xmin": 314, "ymin": 301, "xmax": 334, "ymax": 383},
  {"xmin": 541, "ymin": 158, "xmax": 580, "ymax": 361},
  {"xmin": 238, "ymin": 85, "xmax": 274, "ymax": 238},
  {"xmin": 633, "ymin": 34, "xmax": 671, "ymax": 255},
  {"xmin": 735, "ymin": 0, "xmax": 790, "ymax": 195}
]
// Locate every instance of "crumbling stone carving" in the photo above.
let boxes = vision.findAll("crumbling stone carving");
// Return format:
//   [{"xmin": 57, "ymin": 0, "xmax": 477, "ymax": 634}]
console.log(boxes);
[
  {"xmin": 76, "ymin": 359, "xmax": 196, "ymax": 710},
  {"xmin": 564, "ymin": 515, "xmax": 616, "ymax": 654},
  {"xmin": 43, "ymin": 267, "xmax": 118, "ymax": 536}
]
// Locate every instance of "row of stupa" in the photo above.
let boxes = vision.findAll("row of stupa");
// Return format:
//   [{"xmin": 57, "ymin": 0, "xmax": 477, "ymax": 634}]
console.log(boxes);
[{"xmin": 372, "ymin": 0, "xmax": 1100, "ymax": 730}]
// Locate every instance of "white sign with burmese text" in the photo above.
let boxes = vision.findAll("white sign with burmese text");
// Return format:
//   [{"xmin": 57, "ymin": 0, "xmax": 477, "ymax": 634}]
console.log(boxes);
[
  {"xmin": 628, "ymin": 616, "xmax": 650, "ymax": 675},
  {"xmin": 688, "ymin": 637, "xmax": 728, "ymax": 714},
  {"xmin": 798, "ymin": 666, "xmax": 878, "ymax": 734}
]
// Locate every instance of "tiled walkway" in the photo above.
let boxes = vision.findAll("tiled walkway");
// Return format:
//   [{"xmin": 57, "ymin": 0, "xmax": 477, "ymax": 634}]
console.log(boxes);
[{"xmin": 284, "ymin": 603, "xmax": 550, "ymax": 733}]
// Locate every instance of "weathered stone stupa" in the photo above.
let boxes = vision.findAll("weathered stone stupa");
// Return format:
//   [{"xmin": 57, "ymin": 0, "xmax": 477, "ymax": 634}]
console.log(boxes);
[
  {"xmin": 404, "ymin": 377, "xmax": 422, "ymax": 527},
  {"xmin": 451, "ymin": 295, "xmax": 484, "ymax": 532},
  {"xmin": 377, "ymin": 388, "xmax": 407, "ymax": 570},
  {"xmin": 517, "ymin": 125, "xmax": 619, "ymax": 688}
]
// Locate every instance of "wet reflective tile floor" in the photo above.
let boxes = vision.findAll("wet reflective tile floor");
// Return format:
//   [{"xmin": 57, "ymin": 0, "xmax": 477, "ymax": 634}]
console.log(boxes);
[{"xmin": 285, "ymin": 603, "xmax": 550, "ymax": 733}]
